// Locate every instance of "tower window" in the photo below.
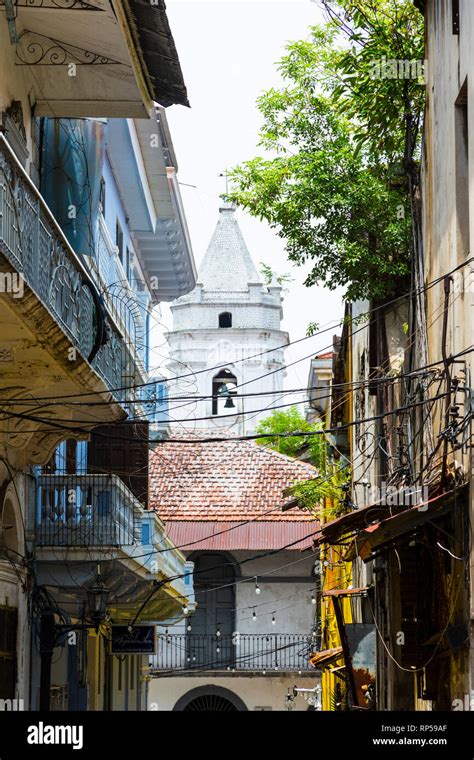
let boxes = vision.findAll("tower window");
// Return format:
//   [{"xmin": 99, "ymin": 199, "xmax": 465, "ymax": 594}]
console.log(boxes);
[
  {"xmin": 218, "ymin": 312, "xmax": 232, "ymax": 328},
  {"xmin": 212, "ymin": 369, "xmax": 237, "ymax": 415}
]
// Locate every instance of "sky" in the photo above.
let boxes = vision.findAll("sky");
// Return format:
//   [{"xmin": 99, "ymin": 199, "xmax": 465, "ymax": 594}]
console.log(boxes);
[{"xmin": 155, "ymin": 0, "xmax": 345, "ymax": 393}]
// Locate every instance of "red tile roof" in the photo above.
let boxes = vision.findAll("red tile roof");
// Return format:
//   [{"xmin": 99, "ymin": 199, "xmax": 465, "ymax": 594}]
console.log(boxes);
[{"xmin": 149, "ymin": 434, "xmax": 318, "ymax": 523}]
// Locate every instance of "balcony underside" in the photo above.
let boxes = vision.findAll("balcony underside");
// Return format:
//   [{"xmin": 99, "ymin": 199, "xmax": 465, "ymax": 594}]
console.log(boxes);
[
  {"xmin": 0, "ymin": 0, "xmax": 188, "ymax": 117},
  {"xmin": 0, "ymin": 254, "xmax": 125, "ymax": 467},
  {"xmin": 36, "ymin": 554, "xmax": 185, "ymax": 623}
]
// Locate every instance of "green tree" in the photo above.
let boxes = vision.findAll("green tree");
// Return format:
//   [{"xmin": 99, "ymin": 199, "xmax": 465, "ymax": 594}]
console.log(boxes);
[
  {"xmin": 255, "ymin": 406, "xmax": 326, "ymax": 463},
  {"xmin": 225, "ymin": 1, "xmax": 424, "ymax": 301},
  {"xmin": 255, "ymin": 406, "xmax": 347, "ymax": 512}
]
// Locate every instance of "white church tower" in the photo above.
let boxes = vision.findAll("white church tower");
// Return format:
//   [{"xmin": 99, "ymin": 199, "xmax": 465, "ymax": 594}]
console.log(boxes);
[{"xmin": 166, "ymin": 206, "xmax": 289, "ymax": 435}]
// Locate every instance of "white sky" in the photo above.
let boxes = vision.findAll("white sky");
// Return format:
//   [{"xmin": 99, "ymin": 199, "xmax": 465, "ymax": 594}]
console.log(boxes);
[{"xmin": 156, "ymin": 0, "xmax": 345, "ymax": 392}]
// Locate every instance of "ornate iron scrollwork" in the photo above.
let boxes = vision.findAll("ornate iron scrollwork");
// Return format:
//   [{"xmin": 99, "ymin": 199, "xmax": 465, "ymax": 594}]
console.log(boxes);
[
  {"xmin": 0, "ymin": 0, "xmax": 101, "ymax": 9},
  {"xmin": 16, "ymin": 31, "xmax": 123, "ymax": 65}
]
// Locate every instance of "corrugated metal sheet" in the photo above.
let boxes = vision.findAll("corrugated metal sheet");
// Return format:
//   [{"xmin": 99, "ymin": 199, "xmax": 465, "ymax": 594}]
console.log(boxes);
[{"xmin": 164, "ymin": 520, "xmax": 318, "ymax": 551}]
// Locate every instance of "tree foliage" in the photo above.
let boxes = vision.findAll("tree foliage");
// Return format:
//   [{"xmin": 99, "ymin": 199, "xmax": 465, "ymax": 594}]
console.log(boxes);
[
  {"xmin": 255, "ymin": 406, "xmax": 326, "ymax": 463},
  {"xmin": 225, "ymin": 1, "xmax": 424, "ymax": 301},
  {"xmin": 255, "ymin": 406, "xmax": 347, "ymax": 512}
]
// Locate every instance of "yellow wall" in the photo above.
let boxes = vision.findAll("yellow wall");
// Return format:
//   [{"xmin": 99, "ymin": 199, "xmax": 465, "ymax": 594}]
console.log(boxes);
[{"xmin": 320, "ymin": 326, "xmax": 354, "ymax": 711}]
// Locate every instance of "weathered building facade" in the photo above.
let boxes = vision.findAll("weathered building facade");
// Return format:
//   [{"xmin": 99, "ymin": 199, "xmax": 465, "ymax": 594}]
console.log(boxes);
[
  {"xmin": 0, "ymin": 0, "xmax": 197, "ymax": 710},
  {"xmin": 148, "ymin": 436, "xmax": 320, "ymax": 711},
  {"xmin": 309, "ymin": 0, "xmax": 474, "ymax": 710}
]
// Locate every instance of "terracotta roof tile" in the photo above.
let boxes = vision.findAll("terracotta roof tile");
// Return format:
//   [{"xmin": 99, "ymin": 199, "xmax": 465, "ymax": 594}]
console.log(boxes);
[{"xmin": 149, "ymin": 434, "xmax": 318, "ymax": 524}]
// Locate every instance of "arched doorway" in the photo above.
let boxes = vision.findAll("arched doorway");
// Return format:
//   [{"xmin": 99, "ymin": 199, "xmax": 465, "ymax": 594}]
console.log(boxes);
[
  {"xmin": 173, "ymin": 685, "xmax": 247, "ymax": 712},
  {"xmin": 0, "ymin": 489, "xmax": 22, "ymax": 700},
  {"xmin": 188, "ymin": 553, "xmax": 236, "ymax": 669}
]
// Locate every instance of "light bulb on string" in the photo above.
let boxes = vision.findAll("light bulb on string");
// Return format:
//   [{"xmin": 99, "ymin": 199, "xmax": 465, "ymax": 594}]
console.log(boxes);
[
  {"xmin": 311, "ymin": 594, "xmax": 317, "ymax": 605},
  {"xmin": 252, "ymin": 609, "xmax": 257, "ymax": 622},
  {"xmin": 255, "ymin": 577, "xmax": 261, "ymax": 595},
  {"xmin": 216, "ymin": 628, "xmax": 221, "ymax": 637},
  {"xmin": 183, "ymin": 605, "xmax": 188, "ymax": 615},
  {"xmin": 271, "ymin": 614, "xmax": 276, "ymax": 626},
  {"xmin": 187, "ymin": 622, "xmax": 192, "ymax": 632}
]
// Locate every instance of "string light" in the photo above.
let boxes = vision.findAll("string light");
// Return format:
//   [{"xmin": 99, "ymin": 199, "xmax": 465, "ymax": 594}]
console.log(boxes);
[
  {"xmin": 187, "ymin": 622, "xmax": 192, "ymax": 632},
  {"xmin": 183, "ymin": 606, "xmax": 189, "ymax": 614},
  {"xmin": 311, "ymin": 594, "xmax": 317, "ymax": 605},
  {"xmin": 255, "ymin": 577, "xmax": 261, "ymax": 595},
  {"xmin": 271, "ymin": 614, "xmax": 276, "ymax": 626},
  {"xmin": 216, "ymin": 628, "xmax": 221, "ymax": 637},
  {"xmin": 252, "ymin": 609, "xmax": 257, "ymax": 621}
]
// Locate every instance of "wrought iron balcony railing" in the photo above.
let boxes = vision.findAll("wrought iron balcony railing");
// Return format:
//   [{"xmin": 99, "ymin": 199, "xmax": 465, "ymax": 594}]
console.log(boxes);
[
  {"xmin": 153, "ymin": 633, "xmax": 314, "ymax": 673},
  {"xmin": 36, "ymin": 474, "xmax": 143, "ymax": 547},
  {"xmin": 0, "ymin": 134, "xmax": 138, "ymax": 396}
]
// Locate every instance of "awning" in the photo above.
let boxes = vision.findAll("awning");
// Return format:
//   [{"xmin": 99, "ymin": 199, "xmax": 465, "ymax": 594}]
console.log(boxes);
[
  {"xmin": 348, "ymin": 485, "xmax": 468, "ymax": 562},
  {"xmin": 126, "ymin": 0, "xmax": 189, "ymax": 108},
  {"xmin": 315, "ymin": 503, "xmax": 397, "ymax": 546},
  {"xmin": 310, "ymin": 647, "xmax": 343, "ymax": 669},
  {"xmin": 323, "ymin": 587, "xmax": 370, "ymax": 598},
  {"xmin": 315, "ymin": 484, "xmax": 468, "ymax": 551}
]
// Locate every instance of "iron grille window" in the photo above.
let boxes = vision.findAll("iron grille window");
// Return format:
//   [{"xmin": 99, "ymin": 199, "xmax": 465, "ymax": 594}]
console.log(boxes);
[{"xmin": 0, "ymin": 607, "xmax": 17, "ymax": 699}]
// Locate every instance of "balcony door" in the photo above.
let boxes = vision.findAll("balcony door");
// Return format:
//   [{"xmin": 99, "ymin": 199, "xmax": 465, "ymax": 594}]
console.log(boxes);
[{"xmin": 188, "ymin": 553, "xmax": 235, "ymax": 669}]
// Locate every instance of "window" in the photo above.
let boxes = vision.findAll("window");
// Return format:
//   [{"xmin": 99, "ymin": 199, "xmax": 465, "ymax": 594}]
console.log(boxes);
[
  {"xmin": 115, "ymin": 219, "xmax": 123, "ymax": 264},
  {"xmin": 118, "ymin": 657, "xmax": 123, "ymax": 691},
  {"xmin": 218, "ymin": 312, "xmax": 232, "ymax": 328},
  {"xmin": 0, "ymin": 607, "xmax": 17, "ymax": 699},
  {"xmin": 212, "ymin": 369, "xmax": 237, "ymax": 415},
  {"xmin": 453, "ymin": 0, "xmax": 460, "ymax": 34},
  {"xmin": 141, "ymin": 522, "xmax": 150, "ymax": 545},
  {"xmin": 125, "ymin": 246, "xmax": 130, "ymax": 281},
  {"xmin": 455, "ymin": 81, "xmax": 469, "ymax": 262},
  {"xmin": 99, "ymin": 177, "xmax": 106, "ymax": 212},
  {"xmin": 65, "ymin": 439, "xmax": 77, "ymax": 475}
]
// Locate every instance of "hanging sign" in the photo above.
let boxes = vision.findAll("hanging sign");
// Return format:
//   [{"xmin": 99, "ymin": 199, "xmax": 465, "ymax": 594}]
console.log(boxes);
[{"xmin": 111, "ymin": 625, "xmax": 156, "ymax": 654}]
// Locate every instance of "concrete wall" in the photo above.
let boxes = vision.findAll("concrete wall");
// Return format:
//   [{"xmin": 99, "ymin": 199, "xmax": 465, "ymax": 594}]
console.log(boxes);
[
  {"xmin": 422, "ymin": 0, "xmax": 474, "ymax": 703},
  {"xmin": 166, "ymin": 328, "xmax": 288, "ymax": 435},
  {"xmin": 149, "ymin": 673, "xmax": 319, "ymax": 712},
  {"xmin": 232, "ymin": 551, "xmax": 316, "ymax": 635}
]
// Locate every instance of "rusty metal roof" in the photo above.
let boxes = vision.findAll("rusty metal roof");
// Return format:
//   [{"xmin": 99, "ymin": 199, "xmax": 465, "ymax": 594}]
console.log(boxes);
[{"xmin": 164, "ymin": 520, "xmax": 318, "ymax": 551}]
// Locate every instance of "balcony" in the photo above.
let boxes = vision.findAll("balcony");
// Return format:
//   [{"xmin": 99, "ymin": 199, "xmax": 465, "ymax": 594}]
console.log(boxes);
[
  {"xmin": 36, "ymin": 474, "xmax": 142, "ymax": 547},
  {"xmin": 0, "ymin": 134, "xmax": 139, "ymax": 392},
  {"xmin": 0, "ymin": 0, "xmax": 188, "ymax": 118},
  {"xmin": 153, "ymin": 633, "xmax": 314, "ymax": 674},
  {"xmin": 35, "ymin": 473, "xmax": 195, "ymax": 625}
]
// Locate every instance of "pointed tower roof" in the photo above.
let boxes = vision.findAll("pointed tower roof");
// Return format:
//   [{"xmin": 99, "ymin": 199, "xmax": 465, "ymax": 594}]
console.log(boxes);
[{"xmin": 197, "ymin": 206, "xmax": 262, "ymax": 291}]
